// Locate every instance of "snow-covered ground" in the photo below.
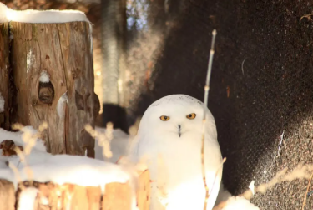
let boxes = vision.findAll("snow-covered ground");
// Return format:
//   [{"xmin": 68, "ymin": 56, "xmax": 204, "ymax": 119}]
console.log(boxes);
[
  {"xmin": 0, "ymin": 127, "xmax": 131, "ymax": 189},
  {"xmin": 0, "ymin": 126, "xmax": 137, "ymax": 209},
  {"xmin": 0, "ymin": 126, "xmax": 260, "ymax": 210}
]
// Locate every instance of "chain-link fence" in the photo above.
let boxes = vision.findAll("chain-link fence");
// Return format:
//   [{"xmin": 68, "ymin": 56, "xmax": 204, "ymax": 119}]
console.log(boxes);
[
  {"xmin": 124, "ymin": 0, "xmax": 313, "ymax": 209},
  {"xmin": 3, "ymin": 0, "xmax": 313, "ymax": 209}
]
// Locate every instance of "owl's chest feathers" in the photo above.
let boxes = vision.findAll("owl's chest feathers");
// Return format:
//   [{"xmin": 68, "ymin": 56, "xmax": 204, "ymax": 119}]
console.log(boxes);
[{"xmin": 139, "ymin": 133, "xmax": 209, "ymax": 181}]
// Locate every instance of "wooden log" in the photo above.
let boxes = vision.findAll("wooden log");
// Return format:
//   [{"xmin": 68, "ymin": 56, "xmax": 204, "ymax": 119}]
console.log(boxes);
[
  {"xmin": 137, "ymin": 170, "xmax": 150, "ymax": 210},
  {"xmin": 86, "ymin": 186, "xmax": 102, "ymax": 210},
  {"xmin": 20, "ymin": 181, "xmax": 131, "ymax": 210},
  {"xmin": 1, "ymin": 168, "xmax": 151, "ymax": 210},
  {"xmin": 10, "ymin": 12, "xmax": 96, "ymax": 155},
  {"xmin": 0, "ymin": 20, "xmax": 9, "ymax": 129},
  {"xmin": 103, "ymin": 182, "xmax": 132, "ymax": 210},
  {"xmin": 0, "ymin": 180, "xmax": 15, "ymax": 210}
]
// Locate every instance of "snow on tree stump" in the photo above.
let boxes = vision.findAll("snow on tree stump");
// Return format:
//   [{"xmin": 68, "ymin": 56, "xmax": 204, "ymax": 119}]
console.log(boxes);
[
  {"xmin": 7, "ymin": 9, "xmax": 97, "ymax": 156},
  {"xmin": 0, "ymin": 169, "xmax": 150, "ymax": 210},
  {"xmin": 0, "ymin": 13, "xmax": 9, "ymax": 129}
]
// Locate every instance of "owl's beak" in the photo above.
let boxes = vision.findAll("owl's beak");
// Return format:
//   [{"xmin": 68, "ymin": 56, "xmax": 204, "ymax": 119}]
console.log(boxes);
[{"xmin": 178, "ymin": 125, "xmax": 181, "ymax": 137}]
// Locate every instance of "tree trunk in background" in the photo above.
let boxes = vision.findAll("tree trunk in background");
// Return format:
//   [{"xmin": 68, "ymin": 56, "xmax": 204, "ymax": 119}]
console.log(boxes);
[
  {"xmin": 118, "ymin": 0, "xmax": 127, "ymax": 108},
  {"xmin": 102, "ymin": 0, "xmax": 120, "ymax": 105},
  {"xmin": 0, "ymin": 22, "xmax": 10, "ymax": 130},
  {"xmin": 10, "ymin": 21, "xmax": 95, "ymax": 156}
]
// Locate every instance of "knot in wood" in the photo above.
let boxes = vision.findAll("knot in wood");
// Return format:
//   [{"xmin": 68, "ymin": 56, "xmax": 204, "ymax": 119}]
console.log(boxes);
[
  {"xmin": 0, "ymin": 140, "xmax": 23, "ymax": 156},
  {"xmin": 75, "ymin": 90, "xmax": 91, "ymax": 111},
  {"xmin": 38, "ymin": 82, "xmax": 54, "ymax": 105},
  {"xmin": 93, "ymin": 93, "xmax": 100, "ymax": 117}
]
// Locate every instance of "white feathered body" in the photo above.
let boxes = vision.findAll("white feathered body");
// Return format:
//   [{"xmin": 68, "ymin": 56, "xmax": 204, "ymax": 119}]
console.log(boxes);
[{"xmin": 129, "ymin": 95, "xmax": 223, "ymax": 210}]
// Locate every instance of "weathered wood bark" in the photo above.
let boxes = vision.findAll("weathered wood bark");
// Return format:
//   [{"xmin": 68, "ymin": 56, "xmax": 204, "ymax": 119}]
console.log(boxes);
[
  {"xmin": 103, "ymin": 182, "xmax": 132, "ymax": 210},
  {"xmin": 10, "ymin": 21, "xmax": 95, "ymax": 155},
  {"xmin": 0, "ymin": 22, "xmax": 10, "ymax": 129},
  {"xmin": 0, "ymin": 180, "xmax": 15, "ymax": 210}
]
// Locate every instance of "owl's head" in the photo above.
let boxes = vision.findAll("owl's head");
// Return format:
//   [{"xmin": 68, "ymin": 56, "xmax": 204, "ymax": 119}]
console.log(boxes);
[{"xmin": 138, "ymin": 95, "xmax": 217, "ymax": 140}]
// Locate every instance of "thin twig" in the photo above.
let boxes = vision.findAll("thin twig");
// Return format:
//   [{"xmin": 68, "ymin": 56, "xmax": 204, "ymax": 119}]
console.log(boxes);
[
  {"xmin": 300, "ymin": 14, "xmax": 313, "ymax": 20},
  {"xmin": 277, "ymin": 130, "xmax": 285, "ymax": 156},
  {"xmin": 202, "ymin": 29, "xmax": 217, "ymax": 210},
  {"xmin": 302, "ymin": 171, "xmax": 313, "ymax": 210},
  {"xmin": 241, "ymin": 59, "xmax": 246, "ymax": 75},
  {"xmin": 209, "ymin": 158, "xmax": 226, "ymax": 196}
]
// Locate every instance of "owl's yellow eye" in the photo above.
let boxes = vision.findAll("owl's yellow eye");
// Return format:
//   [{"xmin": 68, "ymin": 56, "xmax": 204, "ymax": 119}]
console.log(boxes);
[
  {"xmin": 160, "ymin": 115, "xmax": 170, "ymax": 121},
  {"xmin": 186, "ymin": 113, "xmax": 196, "ymax": 120}
]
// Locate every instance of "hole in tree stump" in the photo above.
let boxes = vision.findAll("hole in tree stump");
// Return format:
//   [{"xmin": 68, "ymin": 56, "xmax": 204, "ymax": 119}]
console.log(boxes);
[
  {"xmin": 38, "ymin": 80, "xmax": 54, "ymax": 105},
  {"xmin": 0, "ymin": 113, "xmax": 5, "ymax": 127},
  {"xmin": 75, "ymin": 90, "xmax": 84, "ymax": 110}
]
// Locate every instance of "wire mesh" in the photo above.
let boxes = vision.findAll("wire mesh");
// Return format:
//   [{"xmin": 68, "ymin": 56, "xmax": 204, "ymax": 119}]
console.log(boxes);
[{"xmin": 2, "ymin": 0, "xmax": 313, "ymax": 209}]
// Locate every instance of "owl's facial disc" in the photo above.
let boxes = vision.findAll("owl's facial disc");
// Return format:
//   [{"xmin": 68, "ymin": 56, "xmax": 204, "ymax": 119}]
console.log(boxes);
[{"xmin": 150, "ymin": 105, "xmax": 203, "ymax": 138}]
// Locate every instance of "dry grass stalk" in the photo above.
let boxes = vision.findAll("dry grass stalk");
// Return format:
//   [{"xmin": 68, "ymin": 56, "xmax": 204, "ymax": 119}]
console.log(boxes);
[
  {"xmin": 201, "ymin": 29, "xmax": 217, "ymax": 210},
  {"xmin": 9, "ymin": 122, "xmax": 48, "ymax": 187},
  {"xmin": 301, "ymin": 171, "xmax": 313, "ymax": 210},
  {"xmin": 241, "ymin": 164, "xmax": 313, "ymax": 199},
  {"xmin": 85, "ymin": 122, "xmax": 114, "ymax": 158},
  {"xmin": 209, "ymin": 158, "xmax": 226, "ymax": 196},
  {"xmin": 213, "ymin": 163, "xmax": 313, "ymax": 210},
  {"xmin": 129, "ymin": 117, "xmax": 141, "ymax": 137},
  {"xmin": 8, "ymin": 162, "xmax": 24, "ymax": 190},
  {"xmin": 212, "ymin": 163, "xmax": 313, "ymax": 210}
]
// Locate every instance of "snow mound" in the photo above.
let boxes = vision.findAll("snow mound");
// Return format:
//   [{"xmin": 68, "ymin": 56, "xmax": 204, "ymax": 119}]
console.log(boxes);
[
  {"xmin": 6, "ymin": 8, "xmax": 90, "ymax": 24},
  {"xmin": 220, "ymin": 196, "xmax": 260, "ymax": 210},
  {"xmin": 0, "ymin": 155, "xmax": 130, "ymax": 190},
  {"xmin": 0, "ymin": 2, "xmax": 91, "ymax": 24},
  {"xmin": 0, "ymin": 3, "xmax": 8, "ymax": 23}
]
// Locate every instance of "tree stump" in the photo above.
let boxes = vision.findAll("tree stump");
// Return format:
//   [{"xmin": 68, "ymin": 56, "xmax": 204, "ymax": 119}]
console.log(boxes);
[
  {"xmin": 0, "ymin": 168, "xmax": 151, "ymax": 210},
  {"xmin": 137, "ymin": 170, "xmax": 150, "ymax": 210},
  {"xmin": 0, "ymin": 19, "xmax": 9, "ymax": 129},
  {"xmin": 0, "ymin": 180, "xmax": 15, "ymax": 210},
  {"xmin": 9, "ymin": 11, "xmax": 96, "ymax": 156},
  {"xmin": 103, "ymin": 182, "xmax": 132, "ymax": 210}
]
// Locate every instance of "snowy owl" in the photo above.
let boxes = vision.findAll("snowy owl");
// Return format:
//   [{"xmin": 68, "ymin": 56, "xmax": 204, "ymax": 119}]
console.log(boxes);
[{"xmin": 129, "ymin": 95, "xmax": 223, "ymax": 210}]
